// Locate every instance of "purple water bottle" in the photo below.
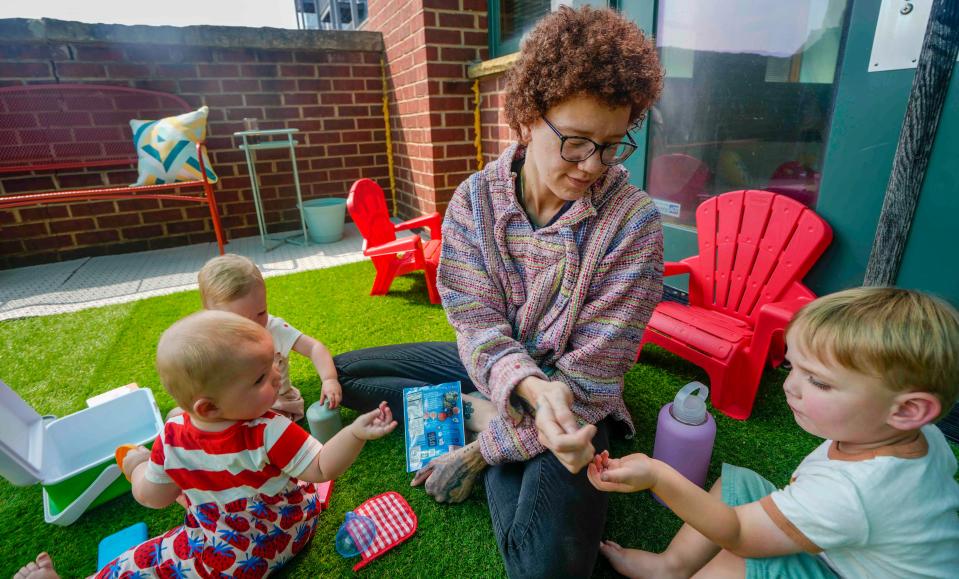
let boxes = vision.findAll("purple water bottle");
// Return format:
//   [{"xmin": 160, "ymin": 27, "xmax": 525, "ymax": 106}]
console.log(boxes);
[{"xmin": 652, "ymin": 382, "xmax": 716, "ymax": 503}]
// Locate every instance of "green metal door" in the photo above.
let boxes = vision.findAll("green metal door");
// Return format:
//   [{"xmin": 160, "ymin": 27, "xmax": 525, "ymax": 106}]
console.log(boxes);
[{"xmin": 806, "ymin": 0, "xmax": 959, "ymax": 305}]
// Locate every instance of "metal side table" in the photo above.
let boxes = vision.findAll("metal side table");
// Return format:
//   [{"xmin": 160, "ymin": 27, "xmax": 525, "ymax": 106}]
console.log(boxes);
[{"xmin": 234, "ymin": 128, "xmax": 308, "ymax": 250}]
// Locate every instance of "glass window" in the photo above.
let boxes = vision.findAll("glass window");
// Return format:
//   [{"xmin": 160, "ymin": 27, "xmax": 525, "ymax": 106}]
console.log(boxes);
[
  {"xmin": 645, "ymin": 0, "xmax": 848, "ymax": 227},
  {"xmin": 490, "ymin": 0, "xmax": 550, "ymax": 57},
  {"xmin": 489, "ymin": 1, "xmax": 618, "ymax": 58}
]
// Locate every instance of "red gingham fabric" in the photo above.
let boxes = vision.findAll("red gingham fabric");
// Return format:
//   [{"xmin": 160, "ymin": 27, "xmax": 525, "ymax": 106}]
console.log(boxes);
[{"xmin": 351, "ymin": 492, "xmax": 418, "ymax": 571}]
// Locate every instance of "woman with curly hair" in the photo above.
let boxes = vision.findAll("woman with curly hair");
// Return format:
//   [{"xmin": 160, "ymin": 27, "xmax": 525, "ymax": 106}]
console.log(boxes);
[{"xmin": 334, "ymin": 6, "xmax": 664, "ymax": 576}]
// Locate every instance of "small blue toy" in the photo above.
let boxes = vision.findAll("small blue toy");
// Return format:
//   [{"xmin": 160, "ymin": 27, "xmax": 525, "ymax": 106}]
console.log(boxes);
[
  {"xmin": 334, "ymin": 511, "xmax": 377, "ymax": 557},
  {"xmin": 97, "ymin": 522, "xmax": 148, "ymax": 570}
]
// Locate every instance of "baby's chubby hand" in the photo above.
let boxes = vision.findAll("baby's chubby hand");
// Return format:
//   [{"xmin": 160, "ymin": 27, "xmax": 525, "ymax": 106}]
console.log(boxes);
[
  {"xmin": 121, "ymin": 446, "xmax": 151, "ymax": 480},
  {"xmin": 586, "ymin": 450, "xmax": 658, "ymax": 494},
  {"xmin": 320, "ymin": 378, "xmax": 343, "ymax": 409},
  {"xmin": 349, "ymin": 401, "xmax": 398, "ymax": 441}
]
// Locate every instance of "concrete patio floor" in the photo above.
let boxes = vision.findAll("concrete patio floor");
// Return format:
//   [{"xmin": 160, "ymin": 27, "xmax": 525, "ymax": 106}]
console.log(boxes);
[{"xmin": 0, "ymin": 224, "xmax": 388, "ymax": 321}]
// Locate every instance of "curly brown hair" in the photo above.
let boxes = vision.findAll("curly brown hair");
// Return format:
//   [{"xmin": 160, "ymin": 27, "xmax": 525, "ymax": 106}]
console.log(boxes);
[{"xmin": 504, "ymin": 5, "xmax": 663, "ymax": 135}]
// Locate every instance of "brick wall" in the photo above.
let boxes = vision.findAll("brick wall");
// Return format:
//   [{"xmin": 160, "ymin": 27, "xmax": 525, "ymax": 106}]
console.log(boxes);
[
  {"xmin": 0, "ymin": 19, "xmax": 386, "ymax": 268},
  {"xmin": 364, "ymin": 0, "xmax": 487, "ymax": 216},
  {"xmin": 478, "ymin": 71, "xmax": 514, "ymax": 165}
]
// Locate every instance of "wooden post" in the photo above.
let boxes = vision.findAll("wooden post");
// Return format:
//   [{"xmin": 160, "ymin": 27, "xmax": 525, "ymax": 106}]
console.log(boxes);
[{"xmin": 864, "ymin": 0, "xmax": 959, "ymax": 286}]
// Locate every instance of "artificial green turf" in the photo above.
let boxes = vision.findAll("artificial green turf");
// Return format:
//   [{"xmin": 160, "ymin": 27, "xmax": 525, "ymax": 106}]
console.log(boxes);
[{"xmin": 1, "ymin": 260, "xmax": 957, "ymax": 578}]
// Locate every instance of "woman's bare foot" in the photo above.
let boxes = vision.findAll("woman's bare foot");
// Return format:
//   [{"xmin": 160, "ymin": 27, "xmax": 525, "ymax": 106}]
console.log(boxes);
[
  {"xmin": 13, "ymin": 553, "xmax": 60, "ymax": 579},
  {"xmin": 599, "ymin": 540, "xmax": 685, "ymax": 579}
]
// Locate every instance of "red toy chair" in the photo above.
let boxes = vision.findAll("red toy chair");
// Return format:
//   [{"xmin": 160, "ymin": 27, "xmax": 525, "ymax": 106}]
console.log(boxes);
[
  {"xmin": 347, "ymin": 179, "xmax": 443, "ymax": 304},
  {"xmin": 638, "ymin": 190, "xmax": 832, "ymax": 419}
]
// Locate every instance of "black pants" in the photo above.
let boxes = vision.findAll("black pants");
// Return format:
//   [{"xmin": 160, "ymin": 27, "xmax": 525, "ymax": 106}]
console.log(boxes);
[{"xmin": 334, "ymin": 342, "xmax": 610, "ymax": 578}]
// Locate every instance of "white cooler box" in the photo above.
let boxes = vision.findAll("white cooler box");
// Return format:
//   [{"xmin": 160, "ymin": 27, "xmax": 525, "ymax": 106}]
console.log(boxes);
[{"xmin": 0, "ymin": 379, "xmax": 163, "ymax": 525}]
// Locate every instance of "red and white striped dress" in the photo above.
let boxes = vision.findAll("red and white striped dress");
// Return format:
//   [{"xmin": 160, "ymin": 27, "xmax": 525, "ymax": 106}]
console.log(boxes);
[{"xmin": 96, "ymin": 411, "xmax": 324, "ymax": 579}]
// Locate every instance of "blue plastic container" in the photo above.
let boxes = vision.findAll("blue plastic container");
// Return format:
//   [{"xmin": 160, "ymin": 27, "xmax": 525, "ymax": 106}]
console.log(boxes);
[
  {"xmin": 300, "ymin": 198, "xmax": 347, "ymax": 243},
  {"xmin": 98, "ymin": 522, "xmax": 148, "ymax": 570}
]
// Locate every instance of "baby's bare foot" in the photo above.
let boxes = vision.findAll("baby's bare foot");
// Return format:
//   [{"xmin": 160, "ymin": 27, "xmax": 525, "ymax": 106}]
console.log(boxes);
[
  {"xmin": 599, "ymin": 540, "xmax": 685, "ymax": 579},
  {"xmin": 13, "ymin": 553, "xmax": 60, "ymax": 579}
]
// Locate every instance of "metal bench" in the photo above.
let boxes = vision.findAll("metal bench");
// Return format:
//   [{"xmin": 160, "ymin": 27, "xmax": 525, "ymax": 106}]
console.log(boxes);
[{"xmin": 0, "ymin": 84, "xmax": 226, "ymax": 255}]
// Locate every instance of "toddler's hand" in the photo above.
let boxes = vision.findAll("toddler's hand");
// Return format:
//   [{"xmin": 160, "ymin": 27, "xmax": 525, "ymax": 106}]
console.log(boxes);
[
  {"xmin": 349, "ymin": 401, "xmax": 398, "ymax": 441},
  {"xmin": 587, "ymin": 450, "xmax": 658, "ymax": 493},
  {"xmin": 121, "ymin": 446, "xmax": 151, "ymax": 480},
  {"xmin": 320, "ymin": 378, "xmax": 343, "ymax": 409}
]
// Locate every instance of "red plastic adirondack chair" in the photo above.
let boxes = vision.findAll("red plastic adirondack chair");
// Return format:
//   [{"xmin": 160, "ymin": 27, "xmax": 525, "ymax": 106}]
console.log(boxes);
[
  {"xmin": 637, "ymin": 190, "xmax": 832, "ymax": 419},
  {"xmin": 347, "ymin": 178, "xmax": 443, "ymax": 304}
]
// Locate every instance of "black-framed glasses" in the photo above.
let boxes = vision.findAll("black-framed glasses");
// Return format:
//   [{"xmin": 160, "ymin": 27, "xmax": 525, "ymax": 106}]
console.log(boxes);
[{"xmin": 542, "ymin": 116, "xmax": 639, "ymax": 166}]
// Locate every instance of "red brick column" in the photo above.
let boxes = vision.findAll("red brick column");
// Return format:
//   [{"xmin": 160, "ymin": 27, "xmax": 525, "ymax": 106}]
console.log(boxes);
[
  {"xmin": 364, "ymin": 0, "xmax": 487, "ymax": 217},
  {"xmin": 478, "ymin": 71, "xmax": 514, "ymax": 165}
]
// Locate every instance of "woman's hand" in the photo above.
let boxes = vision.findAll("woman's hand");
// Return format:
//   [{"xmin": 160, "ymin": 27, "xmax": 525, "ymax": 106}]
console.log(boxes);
[
  {"xmin": 410, "ymin": 440, "xmax": 487, "ymax": 503},
  {"xmin": 586, "ymin": 450, "xmax": 658, "ymax": 493},
  {"xmin": 518, "ymin": 377, "xmax": 596, "ymax": 473},
  {"xmin": 348, "ymin": 401, "xmax": 398, "ymax": 441}
]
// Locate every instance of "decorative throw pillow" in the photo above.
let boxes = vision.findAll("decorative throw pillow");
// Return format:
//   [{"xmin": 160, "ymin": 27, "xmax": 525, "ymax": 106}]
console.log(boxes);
[{"xmin": 129, "ymin": 106, "xmax": 218, "ymax": 186}]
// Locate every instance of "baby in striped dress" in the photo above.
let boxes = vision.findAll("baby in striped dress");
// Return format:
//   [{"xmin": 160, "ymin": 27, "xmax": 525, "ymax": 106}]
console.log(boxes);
[{"xmin": 15, "ymin": 310, "xmax": 396, "ymax": 579}]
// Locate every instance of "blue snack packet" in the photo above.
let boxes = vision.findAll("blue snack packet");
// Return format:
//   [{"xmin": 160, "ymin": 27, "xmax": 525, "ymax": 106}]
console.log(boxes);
[{"xmin": 403, "ymin": 381, "xmax": 466, "ymax": 472}]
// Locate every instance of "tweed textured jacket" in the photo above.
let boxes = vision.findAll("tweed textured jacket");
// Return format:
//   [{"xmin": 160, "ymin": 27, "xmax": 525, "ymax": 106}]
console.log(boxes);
[{"xmin": 438, "ymin": 144, "xmax": 664, "ymax": 464}]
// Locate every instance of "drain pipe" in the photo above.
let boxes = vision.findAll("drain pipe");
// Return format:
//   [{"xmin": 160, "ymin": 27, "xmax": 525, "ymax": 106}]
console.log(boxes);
[
  {"xmin": 381, "ymin": 57, "xmax": 397, "ymax": 217},
  {"xmin": 472, "ymin": 79, "xmax": 484, "ymax": 171},
  {"xmin": 864, "ymin": 0, "xmax": 959, "ymax": 286}
]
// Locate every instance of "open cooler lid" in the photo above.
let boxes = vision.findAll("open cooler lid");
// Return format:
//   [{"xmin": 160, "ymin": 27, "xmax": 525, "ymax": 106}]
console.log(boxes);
[{"xmin": 0, "ymin": 379, "xmax": 45, "ymax": 485}]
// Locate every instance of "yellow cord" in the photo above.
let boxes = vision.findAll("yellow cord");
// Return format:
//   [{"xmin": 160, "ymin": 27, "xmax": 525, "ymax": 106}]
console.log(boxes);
[
  {"xmin": 472, "ymin": 79, "xmax": 484, "ymax": 171},
  {"xmin": 381, "ymin": 58, "xmax": 397, "ymax": 216}
]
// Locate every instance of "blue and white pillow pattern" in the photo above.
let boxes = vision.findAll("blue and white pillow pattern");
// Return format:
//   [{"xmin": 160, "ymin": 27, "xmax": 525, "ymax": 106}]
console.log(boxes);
[{"xmin": 130, "ymin": 106, "xmax": 218, "ymax": 186}]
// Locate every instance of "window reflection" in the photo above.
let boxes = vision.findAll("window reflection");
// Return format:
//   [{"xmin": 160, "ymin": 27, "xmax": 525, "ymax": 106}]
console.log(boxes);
[
  {"xmin": 499, "ymin": 0, "xmax": 550, "ymax": 51},
  {"xmin": 495, "ymin": 1, "xmax": 614, "ymax": 57},
  {"xmin": 646, "ymin": 0, "xmax": 848, "ymax": 226}
]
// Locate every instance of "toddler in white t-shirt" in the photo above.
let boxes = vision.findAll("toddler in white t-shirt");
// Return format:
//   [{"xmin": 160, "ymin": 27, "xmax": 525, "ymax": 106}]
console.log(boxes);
[
  {"xmin": 589, "ymin": 287, "xmax": 959, "ymax": 578},
  {"xmin": 197, "ymin": 253, "xmax": 342, "ymax": 421}
]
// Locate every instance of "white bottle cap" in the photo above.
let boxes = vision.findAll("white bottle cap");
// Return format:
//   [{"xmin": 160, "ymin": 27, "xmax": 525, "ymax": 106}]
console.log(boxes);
[{"xmin": 671, "ymin": 381, "xmax": 710, "ymax": 426}]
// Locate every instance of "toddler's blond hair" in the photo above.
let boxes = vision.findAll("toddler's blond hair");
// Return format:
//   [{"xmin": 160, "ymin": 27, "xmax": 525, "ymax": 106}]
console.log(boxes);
[
  {"xmin": 156, "ymin": 310, "xmax": 271, "ymax": 409},
  {"xmin": 198, "ymin": 253, "xmax": 264, "ymax": 309},
  {"xmin": 788, "ymin": 287, "xmax": 959, "ymax": 419}
]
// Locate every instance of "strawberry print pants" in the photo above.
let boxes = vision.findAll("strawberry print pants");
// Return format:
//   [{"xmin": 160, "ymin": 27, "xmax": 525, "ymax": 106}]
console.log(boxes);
[{"xmin": 95, "ymin": 481, "xmax": 321, "ymax": 579}]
